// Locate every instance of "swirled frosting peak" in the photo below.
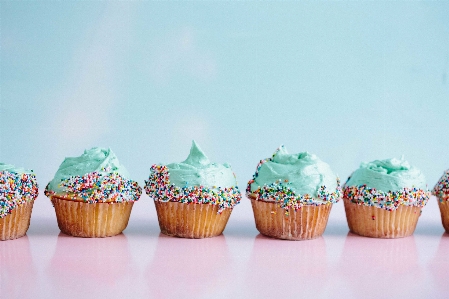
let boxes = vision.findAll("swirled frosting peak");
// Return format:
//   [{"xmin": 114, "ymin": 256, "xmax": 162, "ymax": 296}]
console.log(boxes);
[
  {"xmin": 345, "ymin": 157, "xmax": 427, "ymax": 192},
  {"xmin": 167, "ymin": 140, "xmax": 237, "ymax": 188},
  {"xmin": 183, "ymin": 140, "xmax": 210, "ymax": 166},
  {"xmin": 45, "ymin": 147, "xmax": 141, "ymax": 203},
  {"xmin": 144, "ymin": 141, "xmax": 241, "ymax": 213}
]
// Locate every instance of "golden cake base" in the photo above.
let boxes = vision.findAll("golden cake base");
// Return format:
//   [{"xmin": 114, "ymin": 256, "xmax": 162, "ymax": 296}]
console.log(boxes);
[
  {"xmin": 0, "ymin": 201, "xmax": 34, "ymax": 241},
  {"xmin": 343, "ymin": 198, "xmax": 421, "ymax": 238},
  {"xmin": 154, "ymin": 201, "xmax": 232, "ymax": 239},
  {"xmin": 51, "ymin": 196, "xmax": 133, "ymax": 238},
  {"xmin": 249, "ymin": 196, "xmax": 332, "ymax": 241}
]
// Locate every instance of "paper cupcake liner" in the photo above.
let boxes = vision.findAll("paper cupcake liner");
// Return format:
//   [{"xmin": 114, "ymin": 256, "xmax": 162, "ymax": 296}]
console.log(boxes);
[
  {"xmin": 437, "ymin": 195, "xmax": 449, "ymax": 233},
  {"xmin": 0, "ymin": 200, "xmax": 34, "ymax": 241},
  {"xmin": 249, "ymin": 197, "xmax": 332, "ymax": 240},
  {"xmin": 343, "ymin": 198, "xmax": 421, "ymax": 238},
  {"xmin": 154, "ymin": 201, "xmax": 232, "ymax": 238},
  {"xmin": 51, "ymin": 196, "xmax": 133, "ymax": 238}
]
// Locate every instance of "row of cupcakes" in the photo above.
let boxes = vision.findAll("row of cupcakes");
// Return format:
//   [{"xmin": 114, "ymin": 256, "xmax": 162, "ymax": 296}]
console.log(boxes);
[{"xmin": 1, "ymin": 141, "xmax": 448, "ymax": 241}]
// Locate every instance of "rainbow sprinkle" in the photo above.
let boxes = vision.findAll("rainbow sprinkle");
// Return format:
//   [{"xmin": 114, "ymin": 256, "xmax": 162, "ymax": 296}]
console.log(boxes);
[
  {"xmin": 249, "ymin": 180, "xmax": 341, "ymax": 212},
  {"xmin": 246, "ymin": 146, "xmax": 342, "ymax": 214},
  {"xmin": 144, "ymin": 165, "xmax": 241, "ymax": 214},
  {"xmin": 44, "ymin": 171, "xmax": 141, "ymax": 203},
  {"xmin": 343, "ymin": 184, "xmax": 430, "ymax": 210},
  {"xmin": 433, "ymin": 170, "xmax": 449, "ymax": 200},
  {"xmin": 0, "ymin": 171, "xmax": 39, "ymax": 218}
]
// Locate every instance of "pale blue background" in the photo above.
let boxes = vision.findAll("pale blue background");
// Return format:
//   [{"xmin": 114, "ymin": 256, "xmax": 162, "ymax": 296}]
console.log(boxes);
[
  {"xmin": 1, "ymin": 1, "xmax": 449, "ymax": 197},
  {"xmin": 2, "ymin": 5, "xmax": 449, "ymax": 298}
]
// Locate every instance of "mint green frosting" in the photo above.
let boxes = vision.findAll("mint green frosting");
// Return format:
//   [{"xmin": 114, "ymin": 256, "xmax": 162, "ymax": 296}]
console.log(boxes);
[
  {"xmin": 250, "ymin": 146, "xmax": 338, "ymax": 197},
  {"xmin": 47, "ymin": 147, "xmax": 130, "ymax": 193},
  {"xmin": 345, "ymin": 157, "xmax": 427, "ymax": 192},
  {"xmin": 167, "ymin": 141, "xmax": 237, "ymax": 188},
  {"xmin": 0, "ymin": 163, "xmax": 32, "ymax": 175}
]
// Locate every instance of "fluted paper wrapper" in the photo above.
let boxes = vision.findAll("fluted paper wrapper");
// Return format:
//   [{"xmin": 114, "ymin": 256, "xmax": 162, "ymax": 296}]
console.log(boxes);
[
  {"xmin": 344, "ymin": 198, "xmax": 421, "ymax": 238},
  {"xmin": 250, "ymin": 197, "xmax": 332, "ymax": 241},
  {"xmin": 51, "ymin": 196, "xmax": 133, "ymax": 238},
  {"xmin": 0, "ymin": 201, "xmax": 34, "ymax": 241},
  {"xmin": 437, "ymin": 195, "xmax": 449, "ymax": 233},
  {"xmin": 154, "ymin": 201, "xmax": 232, "ymax": 238}
]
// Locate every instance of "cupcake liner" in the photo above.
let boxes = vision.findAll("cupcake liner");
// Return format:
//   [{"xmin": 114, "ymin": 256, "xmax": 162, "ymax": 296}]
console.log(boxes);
[
  {"xmin": 343, "ymin": 198, "xmax": 421, "ymax": 238},
  {"xmin": 249, "ymin": 197, "xmax": 332, "ymax": 240},
  {"xmin": 51, "ymin": 196, "xmax": 133, "ymax": 238},
  {"xmin": 154, "ymin": 201, "xmax": 232, "ymax": 238},
  {"xmin": 0, "ymin": 200, "xmax": 34, "ymax": 241},
  {"xmin": 437, "ymin": 195, "xmax": 449, "ymax": 233}
]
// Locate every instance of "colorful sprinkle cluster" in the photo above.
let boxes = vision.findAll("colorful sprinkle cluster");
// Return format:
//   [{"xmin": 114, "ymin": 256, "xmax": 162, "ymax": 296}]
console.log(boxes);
[
  {"xmin": 44, "ymin": 171, "xmax": 141, "ymax": 203},
  {"xmin": 249, "ymin": 180, "xmax": 342, "ymax": 215},
  {"xmin": 343, "ymin": 184, "xmax": 430, "ymax": 211},
  {"xmin": 144, "ymin": 165, "xmax": 242, "ymax": 214},
  {"xmin": 433, "ymin": 170, "xmax": 449, "ymax": 200},
  {"xmin": 0, "ymin": 171, "xmax": 39, "ymax": 218},
  {"xmin": 246, "ymin": 147, "xmax": 342, "ymax": 215}
]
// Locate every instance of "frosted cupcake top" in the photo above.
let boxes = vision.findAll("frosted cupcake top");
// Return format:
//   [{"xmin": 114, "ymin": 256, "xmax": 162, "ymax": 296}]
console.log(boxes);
[
  {"xmin": 0, "ymin": 163, "xmax": 39, "ymax": 218},
  {"xmin": 166, "ymin": 141, "xmax": 237, "ymax": 188},
  {"xmin": 246, "ymin": 146, "xmax": 341, "ymax": 212},
  {"xmin": 345, "ymin": 158, "xmax": 427, "ymax": 191},
  {"xmin": 144, "ymin": 141, "xmax": 241, "ymax": 213},
  {"xmin": 0, "ymin": 163, "xmax": 31, "ymax": 175},
  {"xmin": 344, "ymin": 158, "xmax": 430, "ymax": 210},
  {"xmin": 433, "ymin": 169, "xmax": 449, "ymax": 199},
  {"xmin": 45, "ymin": 147, "xmax": 141, "ymax": 203}
]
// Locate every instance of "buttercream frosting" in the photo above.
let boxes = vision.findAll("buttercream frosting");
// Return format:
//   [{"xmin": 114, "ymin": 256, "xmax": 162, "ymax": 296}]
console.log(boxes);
[
  {"xmin": 345, "ymin": 158, "xmax": 427, "ymax": 192},
  {"xmin": 344, "ymin": 157, "xmax": 430, "ymax": 210},
  {"xmin": 0, "ymin": 163, "xmax": 30, "ymax": 175},
  {"xmin": 246, "ymin": 146, "xmax": 341, "ymax": 210},
  {"xmin": 144, "ymin": 141, "xmax": 241, "ymax": 213},
  {"xmin": 45, "ymin": 147, "xmax": 141, "ymax": 203},
  {"xmin": 166, "ymin": 141, "xmax": 237, "ymax": 188}
]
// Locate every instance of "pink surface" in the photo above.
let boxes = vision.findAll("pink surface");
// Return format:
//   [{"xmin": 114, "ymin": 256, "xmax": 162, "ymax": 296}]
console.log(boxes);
[{"xmin": 1, "ymin": 194, "xmax": 449, "ymax": 298}]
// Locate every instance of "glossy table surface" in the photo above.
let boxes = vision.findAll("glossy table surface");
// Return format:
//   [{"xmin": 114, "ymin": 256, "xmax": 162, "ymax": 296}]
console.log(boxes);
[{"xmin": 1, "ymin": 194, "xmax": 448, "ymax": 299}]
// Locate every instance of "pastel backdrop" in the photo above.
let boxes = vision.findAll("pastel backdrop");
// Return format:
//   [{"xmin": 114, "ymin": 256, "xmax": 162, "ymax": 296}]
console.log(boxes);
[{"xmin": 1, "ymin": 1, "xmax": 448, "ymax": 223}]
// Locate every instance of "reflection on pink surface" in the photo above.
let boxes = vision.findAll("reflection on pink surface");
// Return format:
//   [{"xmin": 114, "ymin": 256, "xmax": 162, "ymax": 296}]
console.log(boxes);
[
  {"xmin": 146, "ymin": 234, "xmax": 231, "ymax": 298},
  {"xmin": 0, "ymin": 236, "xmax": 37, "ymax": 298},
  {"xmin": 338, "ymin": 233, "xmax": 422, "ymax": 298},
  {"xmin": 428, "ymin": 233, "xmax": 449, "ymax": 294},
  {"xmin": 47, "ymin": 233, "xmax": 135, "ymax": 298},
  {"xmin": 246, "ymin": 234, "xmax": 328, "ymax": 297}
]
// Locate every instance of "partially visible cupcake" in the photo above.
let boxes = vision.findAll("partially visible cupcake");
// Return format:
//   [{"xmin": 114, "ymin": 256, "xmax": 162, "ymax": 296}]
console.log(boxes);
[
  {"xmin": 145, "ymin": 141, "xmax": 241, "ymax": 238},
  {"xmin": 343, "ymin": 158, "xmax": 430, "ymax": 238},
  {"xmin": 45, "ymin": 147, "xmax": 141, "ymax": 238},
  {"xmin": 433, "ymin": 170, "xmax": 449, "ymax": 233},
  {"xmin": 246, "ymin": 146, "xmax": 341, "ymax": 240},
  {"xmin": 0, "ymin": 163, "xmax": 38, "ymax": 240}
]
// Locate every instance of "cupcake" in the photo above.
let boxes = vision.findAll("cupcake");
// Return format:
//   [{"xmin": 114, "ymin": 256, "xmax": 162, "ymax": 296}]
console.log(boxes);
[
  {"xmin": 44, "ymin": 147, "xmax": 141, "ymax": 238},
  {"xmin": 145, "ymin": 141, "xmax": 241, "ymax": 238},
  {"xmin": 246, "ymin": 146, "xmax": 341, "ymax": 240},
  {"xmin": 343, "ymin": 157, "xmax": 430, "ymax": 238},
  {"xmin": 433, "ymin": 170, "xmax": 449, "ymax": 233},
  {"xmin": 0, "ymin": 163, "xmax": 38, "ymax": 240}
]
